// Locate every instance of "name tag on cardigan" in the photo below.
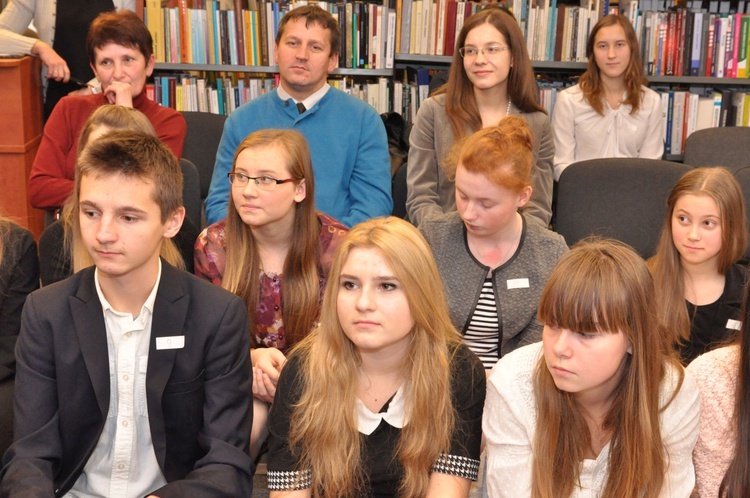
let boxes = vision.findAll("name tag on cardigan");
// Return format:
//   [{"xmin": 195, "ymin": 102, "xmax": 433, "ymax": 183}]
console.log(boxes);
[
  {"xmin": 156, "ymin": 336, "xmax": 185, "ymax": 350},
  {"xmin": 507, "ymin": 278, "xmax": 530, "ymax": 289},
  {"xmin": 727, "ymin": 319, "xmax": 742, "ymax": 331}
]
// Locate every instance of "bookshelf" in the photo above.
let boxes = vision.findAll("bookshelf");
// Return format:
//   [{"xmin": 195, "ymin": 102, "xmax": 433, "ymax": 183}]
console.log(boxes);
[
  {"xmin": 154, "ymin": 62, "xmax": 393, "ymax": 76},
  {"xmin": 144, "ymin": 0, "xmax": 750, "ymax": 151}
]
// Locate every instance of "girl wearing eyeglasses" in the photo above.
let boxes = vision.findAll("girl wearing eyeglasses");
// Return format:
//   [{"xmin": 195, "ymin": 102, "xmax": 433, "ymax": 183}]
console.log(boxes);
[
  {"xmin": 194, "ymin": 129, "xmax": 348, "ymax": 459},
  {"xmin": 552, "ymin": 15, "xmax": 664, "ymax": 181},
  {"xmin": 407, "ymin": 6, "xmax": 554, "ymax": 230}
]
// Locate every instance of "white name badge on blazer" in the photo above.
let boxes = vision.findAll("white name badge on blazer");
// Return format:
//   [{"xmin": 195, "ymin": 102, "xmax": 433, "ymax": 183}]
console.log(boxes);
[
  {"xmin": 156, "ymin": 336, "xmax": 185, "ymax": 350},
  {"xmin": 507, "ymin": 278, "xmax": 530, "ymax": 289},
  {"xmin": 727, "ymin": 319, "xmax": 742, "ymax": 331}
]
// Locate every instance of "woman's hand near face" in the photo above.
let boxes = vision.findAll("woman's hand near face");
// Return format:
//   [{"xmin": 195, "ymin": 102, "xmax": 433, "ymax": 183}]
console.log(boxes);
[
  {"xmin": 251, "ymin": 347, "xmax": 287, "ymax": 402},
  {"xmin": 103, "ymin": 80, "xmax": 134, "ymax": 106}
]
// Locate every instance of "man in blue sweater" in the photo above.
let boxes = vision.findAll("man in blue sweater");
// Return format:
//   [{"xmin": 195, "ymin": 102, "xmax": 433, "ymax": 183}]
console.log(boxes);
[{"xmin": 205, "ymin": 6, "xmax": 392, "ymax": 227}]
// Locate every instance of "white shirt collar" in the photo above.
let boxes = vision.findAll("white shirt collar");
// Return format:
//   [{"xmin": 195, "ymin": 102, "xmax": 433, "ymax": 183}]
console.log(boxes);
[
  {"xmin": 356, "ymin": 384, "xmax": 409, "ymax": 435},
  {"xmin": 277, "ymin": 83, "xmax": 330, "ymax": 111},
  {"xmin": 94, "ymin": 260, "xmax": 162, "ymax": 319}
]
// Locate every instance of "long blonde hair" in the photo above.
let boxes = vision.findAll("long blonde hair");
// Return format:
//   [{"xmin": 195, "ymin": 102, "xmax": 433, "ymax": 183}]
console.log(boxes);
[
  {"xmin": 533, "ymin": 238, "xmax": 682, "ymax": 498},
  {"xmin": 288, "ymin": 217, "xmax": 462, "ymax": 497},
  {"xmin": 65, "ymin": 105, "xmax": 184, "ymax": 273},
  {"xmin": 648, "ymin": 167, "xmax": 747, "ymax": 346},
  {"xmin": 221, "ymin": 129, "xmax": 320, "ymax": 348}
]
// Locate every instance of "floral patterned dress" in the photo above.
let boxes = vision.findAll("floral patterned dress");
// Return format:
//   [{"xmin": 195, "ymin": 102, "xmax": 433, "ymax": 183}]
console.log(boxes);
[{"xmin": 193, "ymin": 212, "xmax": 348, "ymax": 352}]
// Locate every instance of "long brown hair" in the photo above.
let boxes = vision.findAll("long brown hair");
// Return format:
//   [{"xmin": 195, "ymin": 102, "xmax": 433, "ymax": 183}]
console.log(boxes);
[
  {"xmin": 579, "ymin": 14, "xmax": 648, "ymax": 116},
  {"xmin": 439, "ymin": 6, "xmax": 545, "ymax": 141},
  {"xmin": 288, "ymin": 217, "xmax": 462, "ymax": 498},
  {"xmin": 533, "ymin": 238, "xmax": 682, "ymax": 498},
  {"xmin": 648, "ymin": 167, "xmax": 747, "ymax": 346},
  {"xmin": 222, "ymin": 129, "xmax": 320, "ymax": 347},
  {"xmin": 720, "ymin": 280, "xmax": 750, "ymax": 496}
]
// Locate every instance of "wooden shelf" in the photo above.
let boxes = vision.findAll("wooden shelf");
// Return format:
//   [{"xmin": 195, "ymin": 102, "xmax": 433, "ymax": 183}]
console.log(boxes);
[
  {"xmin": 154, "ymin": 62, "xmax": 393, "ymax": 76},
  {"xmin": 648, "ymin": 75, "xmax": 750, "ymax": 86}
]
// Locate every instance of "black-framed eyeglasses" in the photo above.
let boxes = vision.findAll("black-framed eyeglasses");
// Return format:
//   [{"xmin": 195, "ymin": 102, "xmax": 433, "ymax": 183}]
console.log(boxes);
[
  {"xmin": 227, "ymin": 172, "xmax": 296, "ymax": 191},
  {"xmin": 458, "ymin": 45, "xmax": 509, "ymax": 58}
]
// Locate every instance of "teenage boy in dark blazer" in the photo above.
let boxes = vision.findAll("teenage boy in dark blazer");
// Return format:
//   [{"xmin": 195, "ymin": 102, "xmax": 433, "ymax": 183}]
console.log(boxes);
[{"xmin": 0, "ymin": 131, "xmax": 253, "ymax": 497}]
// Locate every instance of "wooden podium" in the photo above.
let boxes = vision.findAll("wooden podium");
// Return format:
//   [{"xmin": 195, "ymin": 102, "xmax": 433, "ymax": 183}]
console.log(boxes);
[{"xmin": 0, "ymin": 56, "xmax": 44, "ymax": 238}]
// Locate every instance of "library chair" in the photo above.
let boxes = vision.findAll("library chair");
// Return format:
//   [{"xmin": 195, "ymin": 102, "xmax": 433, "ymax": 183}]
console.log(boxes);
[
  {"xmin": 554, "ymin": 158, "xmax": 693, "ymax": 258},
  {"xmin": 181, "ymin": 111, "xmax": 228, "ymax": 224},
  {"xmin": 683, "ymin": 127, "xmax": 750, "ymax": 173},
  {"xmin": 180, "ymin": 158, "xmax": 202, "ymax": 232},
  {"xmin": 732, "ymin": 166, "xmax": 750, "ymax": 260}
]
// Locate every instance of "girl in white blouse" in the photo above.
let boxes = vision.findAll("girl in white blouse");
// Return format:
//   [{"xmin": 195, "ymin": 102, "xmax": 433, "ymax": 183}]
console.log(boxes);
[
  {"xmin": 483, "ymin": 238, "xmax": 700, "ymax": 497},
  {"xmin": 552, "ymin": 15, "xmax": 664, "ymax": 180}
]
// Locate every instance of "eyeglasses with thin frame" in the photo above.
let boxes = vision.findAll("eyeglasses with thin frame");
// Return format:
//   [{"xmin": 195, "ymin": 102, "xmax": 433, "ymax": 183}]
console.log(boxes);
[
  {"xmin": 227, "ymin": 172, "xmax": 296, "ymax": 191},
  {"xmin": 458, "ymin": 45, "xmax": 510, "ymax": 58}
]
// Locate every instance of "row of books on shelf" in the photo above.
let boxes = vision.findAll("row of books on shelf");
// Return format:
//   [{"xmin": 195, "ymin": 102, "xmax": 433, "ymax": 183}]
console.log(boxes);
[
  {"xmin": 397, "ymin": 0, "xmax": 480, "ymax": 56},
  {"xmin": 143, "ymin": 0, "xmax": 399, "ymax": 70},
  {"xmin": 147, "ymin": 70, "xmax": 431, "ymax": 119},
  {"xmin": 396, "ymin": 0, "xmax": 605, "ymax": 61},
  {"xmin": 660, "ymin": 89, "xmax": 750, "ymax": 154},
  {"xmin": 630, "ymin": 9, "xmax": 750, "ymax": 78},
  {"xmin": 148, "ymin": 72, "xmax": 749, "ymax": 157}
]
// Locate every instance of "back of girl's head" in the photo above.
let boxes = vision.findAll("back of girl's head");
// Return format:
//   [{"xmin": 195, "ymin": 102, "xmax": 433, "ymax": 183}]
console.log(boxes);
[
  {"xmin": 319, "ymin": 217, "xmax": 456, "ymax": 348},
  {"xmin": 661, "ymin": 167, "xmax": 747, "ymax": 274},
  {"xmin": 446, "ymin": 115, "xmax": 533, "ymax": 193},
  {"xmin": 77, "ymin": 105, "xmax": 156, "ymax": 155},
  {"xmin": 539, "ymin": 237, "xmax": 663, "ymax": 359}
]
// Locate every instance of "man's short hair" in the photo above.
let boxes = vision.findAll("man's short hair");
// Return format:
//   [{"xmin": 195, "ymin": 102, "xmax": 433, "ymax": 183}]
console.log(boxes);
[
  {"xmin": 76, "ymin": 131, "xmax": 182, "ymax": 223},
  {"xmin": 86, "ymin": 10, "xmax": 153, "ymax": 65},
  {"xmin": 275, "ymin": 6, "xmax": 340, "ymax": 57}
]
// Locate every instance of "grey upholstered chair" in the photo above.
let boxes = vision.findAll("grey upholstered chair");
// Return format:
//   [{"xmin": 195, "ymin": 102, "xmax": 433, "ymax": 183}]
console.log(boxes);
[
  {"xmin": 180, "ymin": 158, "xmax": 202, "ymax": 232},
  {"xmin": 554, "ymin": 158, "xmax": 693, "ymax": 258},
  {"xmin": 730, "ymin": 166, "xmax": 750, "ymax": 259},
  {"xmin": 683, "ymin": 127, "xmax": 750, "ymax": 173},
  {"xmin": 181, "ymin": 112, "xmax": 228, "ymax": 223}
]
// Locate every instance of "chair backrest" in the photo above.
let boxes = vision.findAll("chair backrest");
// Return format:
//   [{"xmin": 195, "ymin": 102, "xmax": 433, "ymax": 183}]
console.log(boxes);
[
  {"xmin": 180, "ymin": 158, "xmax": 202, "ymax": 230},
  {"xmin": 554, "ymin": 158, "xmax": 693, "ymax": 258},
  {"xmin": 181, "ymin": 111, "xmax": 228, "ymax": 200},
  {"xmin": 683, "ymin": 127, "xmax": 750, "ymax": 173},
  {"xmin": 730, "ymin": 166, "xmax": 750, "ymax": 259}
]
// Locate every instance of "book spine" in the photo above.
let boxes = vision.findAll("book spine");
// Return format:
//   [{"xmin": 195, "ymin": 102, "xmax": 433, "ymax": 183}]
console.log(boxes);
[
  {"xmin": 691, "ymin": 11, "xmax": 702, "ymax": 76},
  {"xmin": 738, "ymin": 15, "xmax": 749, "ymax": 78},
  {"xmin": 707, "ymin": 14, "xmax": 716, "ymax": 76},
  {"xmin": 665, "ymin": 10, "xmax": 676, "ymax": 75},
  {"xmin": 234, "ymin": 0, "xmax": 246, "ymax": 66}
]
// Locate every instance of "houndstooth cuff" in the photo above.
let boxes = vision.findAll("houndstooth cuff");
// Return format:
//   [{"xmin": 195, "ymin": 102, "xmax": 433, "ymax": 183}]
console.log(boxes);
[
  {"xmin": 431, "ymin": 453, "xmax": 481, "ymax": 481},
  {"xmin": 267, "ymin": 468, "xmax": 312, "ymax": 490}
]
